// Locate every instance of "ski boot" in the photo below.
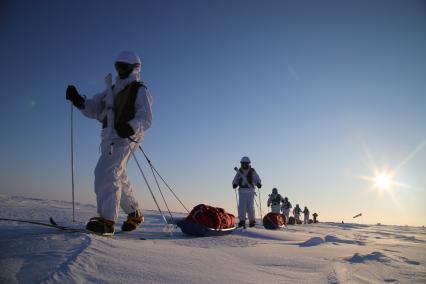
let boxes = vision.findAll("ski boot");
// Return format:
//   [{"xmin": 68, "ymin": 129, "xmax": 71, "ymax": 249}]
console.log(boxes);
[
  {"xmin": 86, "ymin": 217, "xmax": 115, "ymax": 235},
  {"xmin": 122, "ymin": 210, "xmax": 144, "ymax": 231},
  {"xmin": 237, "ymin": 220, "xmax": 246, "ymax": 229},
  {"xmin": 249, "ymin": 221, "xmax": 256, "ymax": 228}
]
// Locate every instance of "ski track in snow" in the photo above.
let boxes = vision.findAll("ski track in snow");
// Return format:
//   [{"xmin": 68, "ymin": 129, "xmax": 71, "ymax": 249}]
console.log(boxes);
[{"xmin": 0, "ymin": 195, "xmax": 425, "ymax": 283}]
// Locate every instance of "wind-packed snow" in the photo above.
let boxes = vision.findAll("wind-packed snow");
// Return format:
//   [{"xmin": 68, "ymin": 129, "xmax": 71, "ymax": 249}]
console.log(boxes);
[{"xmin": 0, "ymin": 195, "xmax": 425, "ymax": 283}]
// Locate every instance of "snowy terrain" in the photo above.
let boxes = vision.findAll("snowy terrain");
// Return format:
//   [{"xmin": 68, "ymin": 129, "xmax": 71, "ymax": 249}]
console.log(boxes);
[{"xmin": 0, "ymin": 195, "xmax": 425, "ymax": 283}]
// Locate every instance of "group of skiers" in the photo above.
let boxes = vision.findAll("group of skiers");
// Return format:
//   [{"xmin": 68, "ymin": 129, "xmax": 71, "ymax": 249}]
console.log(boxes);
[
  {"xmin": 233, "ymin": 156, "xmax": 318, "ymax": 227},
  {"xmin": 66, "ymin": 51, "xmax": 317, "ymax": 235},
  {"xmin": 267, "ymin": 189, "xmax": 314, "ymax": 224}
]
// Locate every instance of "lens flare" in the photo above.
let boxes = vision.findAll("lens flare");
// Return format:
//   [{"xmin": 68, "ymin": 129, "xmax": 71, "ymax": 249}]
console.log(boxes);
[{"xmin": 374, "ymin": 173, "xmax": 392, "ymax": 190}]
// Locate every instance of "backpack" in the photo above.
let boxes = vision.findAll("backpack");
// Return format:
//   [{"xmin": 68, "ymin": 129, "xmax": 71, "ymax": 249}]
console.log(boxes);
[{"xmin": 238, "ymin": 168, "xmax": 255, "ymax": 187}]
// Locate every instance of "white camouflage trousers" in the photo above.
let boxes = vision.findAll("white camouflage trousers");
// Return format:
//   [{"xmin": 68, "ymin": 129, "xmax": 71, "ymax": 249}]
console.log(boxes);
[
  {"xmin": 283, "ymin": 208, "xmax": 290, "ymax": 223},
  {"xmin": 94, "ymin": 138, "xmax": 140, "ymax": 222},
  {"xmin": 304, "ymin": 214, "xmax": 309, "ymax": 224},
  {"xmin": 294, "ymin": 213, "xmax": 301, "ymax": 223},
  {"xmin": 238, "ymin": 188, "xmax": 255, "ymax": 222}
]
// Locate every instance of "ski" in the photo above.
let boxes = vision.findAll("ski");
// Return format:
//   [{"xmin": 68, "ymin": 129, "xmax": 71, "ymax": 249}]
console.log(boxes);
[
  {"xmin": 1, "ymin": 217, "xmax": 173, "ymax": 239},
  {"xmin": 0, "ymin": 217, "xmax": 112, "ymax": 236},
  {"xmin": 49, "ymin": 217, "xmax": 172, "ymax": 239},
  {"xmin": 0, "ymin": 217, "xmax": 77, "ymax": 231},
  {"xmin": 48, "ymin": 217, "xmax": 114, "ymax": 236}
]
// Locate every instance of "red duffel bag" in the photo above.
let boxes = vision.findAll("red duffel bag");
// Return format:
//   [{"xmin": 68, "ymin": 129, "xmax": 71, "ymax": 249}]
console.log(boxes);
[
  {"xmin": 186, "ymin": 204, "xmax": 235, "ymax": 229},
  {"xmin": 263, "ymin": 212, "xmax": 286, "ymax": 229}
]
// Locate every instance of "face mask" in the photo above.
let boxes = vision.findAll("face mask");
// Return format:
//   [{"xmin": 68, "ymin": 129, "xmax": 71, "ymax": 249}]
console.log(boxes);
[
  {"xmin": 115, "ymin": 62, "xmax": 134, "ymax": 79},
  {"xmin": 241, "ymin": 163, "xmax": 249, "ymax": 170}
]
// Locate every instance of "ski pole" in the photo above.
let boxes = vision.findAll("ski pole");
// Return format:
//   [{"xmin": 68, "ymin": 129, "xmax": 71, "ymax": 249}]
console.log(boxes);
[
  {"xmin": 70, "ymin": 103, "xmax": 75, "ymax": 222},
  {"xmin": 234, "ymin": 188, "xmax": 239, "ymax": 213},
  {"xmin": 258, "ymin": 187, "xmax": 263, "ymax": 223},
  {"xmin": 131, "ymin": 151, "xmax": 174, "ymax": 234}
]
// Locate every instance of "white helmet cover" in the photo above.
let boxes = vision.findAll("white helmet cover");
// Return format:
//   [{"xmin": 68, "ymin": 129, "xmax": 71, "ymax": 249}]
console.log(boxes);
[
  {"xmin": 116, "ymin": 51, "xmax": 141, "ymax": 65},
  {"xmin": 240, "ymin": 156, "xmax": 251, "ymax": 163}
]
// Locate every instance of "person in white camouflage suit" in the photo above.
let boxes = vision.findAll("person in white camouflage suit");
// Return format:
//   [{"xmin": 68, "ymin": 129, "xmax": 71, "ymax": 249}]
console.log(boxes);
[{"xmin": 66, "ymin": 51, "xmax": 152, "ymax": 234}]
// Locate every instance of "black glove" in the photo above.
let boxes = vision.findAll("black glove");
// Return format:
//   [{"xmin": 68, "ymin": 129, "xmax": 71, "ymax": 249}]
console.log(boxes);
[
  {"xmin": 232, "ymin": 184, "xmax": 238, "ymax": 189},
  {"xmin": 66, "ymin": 85, "xmax": 85, "ymax": 109},
  {"xmin": 115, "ymin": 123, "xmax": 135, "ymax": 138},
  {"xmin": 257, "ymin": 183, "xmax": 262, "ymax": 188}
]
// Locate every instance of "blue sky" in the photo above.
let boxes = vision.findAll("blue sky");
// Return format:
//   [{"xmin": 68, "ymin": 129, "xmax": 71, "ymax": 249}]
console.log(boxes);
[{"xmin": 1, "ymin": 0, "xmax": 425, "ymax": 225}]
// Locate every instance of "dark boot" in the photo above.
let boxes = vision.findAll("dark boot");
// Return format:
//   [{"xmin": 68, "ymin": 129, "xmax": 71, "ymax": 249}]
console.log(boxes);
[
  {"xmin": 238, "ymin": 220, "xmax": 246, "ymax": 228},
  {"xmin": 249, "ymin": 220, "xmax": 256, "ymax": 227},
  {"xmin": 122, "ymin": 210, "xmax": 144, "ymax": 231},
  {"xmin": 86, "ymin": 217, "xmax": 115, "ymax": 234}
]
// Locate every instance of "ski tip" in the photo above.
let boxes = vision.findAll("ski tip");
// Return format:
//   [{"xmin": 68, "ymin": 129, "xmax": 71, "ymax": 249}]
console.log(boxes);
[{"xmin": 49, "ymin": 217, "xmax": 57, "ymax": 226}]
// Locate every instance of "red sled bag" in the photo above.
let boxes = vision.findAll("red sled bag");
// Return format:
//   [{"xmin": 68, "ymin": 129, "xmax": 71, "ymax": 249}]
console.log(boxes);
[
  {"xmin": 263, "ymin": 213, "xmax": 286, "ymax": 229},
  {"xmin": 216, "ymin": 207, "xmax": 235, "ymax": 229},
  {"xmin": 186, "ymin": 204, "xmax": 235, "ymax": 229}
]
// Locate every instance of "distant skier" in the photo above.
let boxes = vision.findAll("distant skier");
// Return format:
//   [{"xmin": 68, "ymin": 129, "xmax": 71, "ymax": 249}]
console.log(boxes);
[
  {"xmin": 66, "ymin": 51, "xmax": 153, "ymax": 234},
  {"xmin": 293, "ymin": 204, "xmax": 302, "ymax": 224},
  {"xmin": 312, "ymin": 212, "xmax": 318, "ymax": 223},
  {"xmin": 281, "ymin": 197, "xmax": 292, "ymax": 223},
  {"xmin": 267, "ymin": 188, "xmax": 284, "ymax": 214},
  {"xmin": 302, "ymin": 206, "xmax": 310, "ymax": 224},
  {"xmin": 232, "ymin": 156, "xmax": 262, "ymax": 228}
]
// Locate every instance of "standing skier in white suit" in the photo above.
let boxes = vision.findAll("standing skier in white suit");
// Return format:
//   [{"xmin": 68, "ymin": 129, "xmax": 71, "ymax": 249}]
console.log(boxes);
[
  {"xmin": 293, "ymin": 204, "xmax": 302, "ymax": 224},
  {"xmin": 302, "ymin": 206, "xmax": 310, "ymax": 224},
  {"xmin": 66, "ymin": 51, "xmax": 153, "ymax": 234},
  {"xmin": 267, "ymin": 188, "xmax": 284, "ymax": 214},
  {"xmin": 281, "ymin": 197, "xmax": 292, "ymax": 224},
  {"xmin": 232, "ymin": 156, "xmax": 262, "ymax": 228}
]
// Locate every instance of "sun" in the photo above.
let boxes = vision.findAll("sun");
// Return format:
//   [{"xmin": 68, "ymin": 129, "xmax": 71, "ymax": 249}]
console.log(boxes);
[
  {"xmin": 374, "ymin": 173, "xmax": 392, "ymax": 190},
  {"xmin": 361, "ymin": 169, "xmax": 398, "ymax": 194}
]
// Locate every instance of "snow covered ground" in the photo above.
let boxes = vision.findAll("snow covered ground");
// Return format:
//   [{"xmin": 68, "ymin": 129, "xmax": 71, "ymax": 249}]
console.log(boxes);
[{"xmin": 0, "ymin": 195, "xmax": 425, "ymax": 283}]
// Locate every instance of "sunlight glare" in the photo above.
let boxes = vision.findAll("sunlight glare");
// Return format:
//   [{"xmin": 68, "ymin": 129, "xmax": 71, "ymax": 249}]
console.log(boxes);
[{"xmin": 374, "ymin": 173, "xmax": 392, "ymax": 190}]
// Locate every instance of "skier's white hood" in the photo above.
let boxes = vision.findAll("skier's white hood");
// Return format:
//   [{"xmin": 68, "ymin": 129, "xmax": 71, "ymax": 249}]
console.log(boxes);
[
  {"xmin": 114, "ymin": 51, "xmax": 142, "ymax": 93},
  {"xmin": 115, "ymin": 51, "xmax": 141, "ymax": 65},
  {"xmin": 80, "ymin": 50, "xmax": 153, "ymax": 142}
]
